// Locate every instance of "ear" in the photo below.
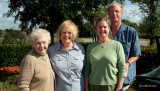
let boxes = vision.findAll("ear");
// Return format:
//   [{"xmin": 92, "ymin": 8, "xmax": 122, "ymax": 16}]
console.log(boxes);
[
  {"xmin": 121, "ymin": 11, "xmax": 123, "ymax": 15},
  {"xmin": 59, "ymin": 32, "xmax": 61, "ymax": 38}
]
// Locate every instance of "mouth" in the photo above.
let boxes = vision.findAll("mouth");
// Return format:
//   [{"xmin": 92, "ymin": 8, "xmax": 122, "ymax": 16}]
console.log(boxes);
[
  {"xmin": 64, "ymin": 37, "xmax": 71, "ymax": 40},
  {"xmin": 100, "ymin": 31, "xmax": 106, "ymax": 34}
]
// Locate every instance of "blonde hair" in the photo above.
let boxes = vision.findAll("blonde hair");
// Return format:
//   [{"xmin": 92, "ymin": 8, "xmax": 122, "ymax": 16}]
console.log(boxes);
[
  {"xmin": 30, "ymin": 28, "xmax": 51, "ymax": 44},
  {"xmin": 108, "ymin": 2, "xmax": 123, "ymax": 12},
  {"xmin": 57, "ymin": 20, "xmax": 78, "ymax": 40}
]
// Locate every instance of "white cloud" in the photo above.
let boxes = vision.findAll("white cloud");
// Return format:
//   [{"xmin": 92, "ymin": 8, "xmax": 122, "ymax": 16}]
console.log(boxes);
[
  {"xmin": 0, "ymin": 0, "xmax": 8, "ymax": 9},
  {"xmin": 0, "ymin": 14, "xmax": 20, "ymax": 30},
  {"xmin": 0, "ymin": 14, "xmax": 3, "ymax": 17},
  {"xmin": 0, "ymin": 0, "xmax": 8, "ymax": 3},
  {"xmin": 0, "ymin": 0, "xmax": 20, "ymax": 30},
  {"xmin": 122, "ymin": 2, "xmax": 143, "ymax": 25}
]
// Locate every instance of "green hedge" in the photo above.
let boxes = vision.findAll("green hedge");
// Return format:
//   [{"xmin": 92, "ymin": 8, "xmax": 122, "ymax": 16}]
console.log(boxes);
[
  {"xmin": 137, "ymin": 45, "xmax": 159, "ymax": 73},
  {"xmin": 0, "ymin": 44, "xmax": 159, "ymax": 74},
  {"xmin": 0, "ymin": 44, "xmax": 32, "ymax": 67},
  {"xmin": 0, "ymin": 43, "xmax": 89, "ymax": 67}
]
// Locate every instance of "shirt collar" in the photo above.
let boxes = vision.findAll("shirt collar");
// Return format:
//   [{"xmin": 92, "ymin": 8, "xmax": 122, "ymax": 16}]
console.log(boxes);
[
  {"xmin": 110, "ymin": 22, "xmax": 126, "ymax": 39},
  {"xmin": 119, "ymin": 22, "xmax": 127, "ymax": 32},
  {"xmin": 56, "ymin": 41, "xmax": 80, "ymax": 51}
]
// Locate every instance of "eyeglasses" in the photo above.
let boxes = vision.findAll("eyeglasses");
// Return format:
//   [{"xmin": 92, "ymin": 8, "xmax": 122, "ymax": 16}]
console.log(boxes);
[{"xmin": 109, "ymin": 10, "xmax": 122, "ymax": 14}]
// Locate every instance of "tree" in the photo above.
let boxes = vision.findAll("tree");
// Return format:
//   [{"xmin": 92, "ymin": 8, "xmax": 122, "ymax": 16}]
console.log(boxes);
[
  {"xmin": 129, "ymin": 0, "xmax": 160, "ymax": 45},
  {"xmin": 122, "ymin": 19, "xmax": 138, "ymax": 31},
  {"xmin": 0, "ymin": 30, "xmax": 3, "ymax": 37},
  {"xmin": 2, "ymin": 29, "xmax": 28, "ymax": 44},
  {"xmin": 5, "ymin": 0, "xmax": 125, "ymax": 43}
]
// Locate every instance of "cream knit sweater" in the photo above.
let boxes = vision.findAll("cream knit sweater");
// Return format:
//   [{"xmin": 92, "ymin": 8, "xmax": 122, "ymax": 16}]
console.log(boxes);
[{"xmin": 17, "ymin": 49, "xmax": 55, "ymax": 91}]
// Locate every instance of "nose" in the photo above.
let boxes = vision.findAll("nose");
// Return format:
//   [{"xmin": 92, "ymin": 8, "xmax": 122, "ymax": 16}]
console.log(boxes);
[
  {"xmin": 66, "ymin": 33, "xmax": 69, "ymax": 36},
  {"xmin": 40, "ymin": 43, "xmax": 44, "ymax": 48}
]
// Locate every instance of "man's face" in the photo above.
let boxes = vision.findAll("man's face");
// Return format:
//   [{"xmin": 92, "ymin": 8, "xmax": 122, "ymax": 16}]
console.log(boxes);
[{"xmin": 108, "ymin": 4, "xmax": 123, "ymax": 22}]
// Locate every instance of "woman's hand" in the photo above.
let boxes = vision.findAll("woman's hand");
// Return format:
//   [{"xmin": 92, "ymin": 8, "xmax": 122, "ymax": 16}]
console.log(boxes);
[{"xmin": 115, "ymin": 87, "xmax": 122, "ymax": 91}]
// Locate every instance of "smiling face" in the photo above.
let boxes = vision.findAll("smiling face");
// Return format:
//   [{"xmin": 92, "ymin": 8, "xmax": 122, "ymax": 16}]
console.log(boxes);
[
  {"xmin": 32, "ymin": 36, "xmax": 49, "ymax": 55},
  {"xmin": 60, "ymin": 28, "xmax": 73, "ymax": 44},
  {"xmin": 108, "ymin": 3, "xmax": 123, "ymax": 22},
  {"xmin": 96, "ymin": 20, "xmax": 110, "ymax": 39}
]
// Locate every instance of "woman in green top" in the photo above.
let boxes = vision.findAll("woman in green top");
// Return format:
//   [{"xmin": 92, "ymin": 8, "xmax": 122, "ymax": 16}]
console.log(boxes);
[{"xmin": 84, "ymin": 17, "xmax": 126, "ymax": 91}]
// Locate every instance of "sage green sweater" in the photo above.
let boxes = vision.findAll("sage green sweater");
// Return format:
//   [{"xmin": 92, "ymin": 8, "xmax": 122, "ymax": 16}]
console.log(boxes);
[{"xmin": 84, "ymin": 40, "xmax": 126, "ymax": 85}]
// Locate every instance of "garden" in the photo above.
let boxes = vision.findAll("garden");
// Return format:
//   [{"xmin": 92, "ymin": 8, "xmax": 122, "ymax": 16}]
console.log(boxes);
[{"xmin": 0, "ymin": 43, "xmax": 159, "ymax": 90}]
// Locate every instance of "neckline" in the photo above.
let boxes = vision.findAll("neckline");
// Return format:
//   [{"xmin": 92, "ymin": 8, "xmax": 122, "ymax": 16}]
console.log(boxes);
[{"xmin": 96, "ymin": 39, "xmax": 113, "ymax": 46}]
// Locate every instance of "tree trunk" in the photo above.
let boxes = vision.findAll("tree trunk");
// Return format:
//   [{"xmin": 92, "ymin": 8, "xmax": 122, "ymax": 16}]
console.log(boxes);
[
  {"xmin": 50, "ymin": 20, "xmax": 55, "ymax": 45},
  {"xmin": 48, "ymin": 7, "xmax": 55, "ymax": 45},
  {"xmin": 150, "ymin": 38, "xmax": 153, "ymax": 45}
]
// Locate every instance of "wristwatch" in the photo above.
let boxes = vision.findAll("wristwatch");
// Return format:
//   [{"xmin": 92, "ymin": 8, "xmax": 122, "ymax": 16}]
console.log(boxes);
[{"xmin": 126, "ymin": 61, "xmax": 131, "ymax": 66}]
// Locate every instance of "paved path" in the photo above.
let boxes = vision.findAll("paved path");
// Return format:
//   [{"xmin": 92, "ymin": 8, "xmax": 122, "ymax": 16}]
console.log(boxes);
[{"xmin": 79, "ymin": 38, "xmax": 150, "ymax": 46}]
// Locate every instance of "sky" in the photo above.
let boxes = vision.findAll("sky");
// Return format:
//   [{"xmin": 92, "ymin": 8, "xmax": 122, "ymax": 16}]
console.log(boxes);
[{"xmin": 0, "ymin": 0, "xmax": 143, "ymax": 30}]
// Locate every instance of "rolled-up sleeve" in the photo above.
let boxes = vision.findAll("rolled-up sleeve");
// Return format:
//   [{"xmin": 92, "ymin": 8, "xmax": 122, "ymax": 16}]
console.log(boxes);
[
  {"xmin": 117, "ymin": 43, "xmax": 126, "ymax": 77},
  {"xmin": 131, "ymin": 29, "xmax": 141, "ymax": 57}
]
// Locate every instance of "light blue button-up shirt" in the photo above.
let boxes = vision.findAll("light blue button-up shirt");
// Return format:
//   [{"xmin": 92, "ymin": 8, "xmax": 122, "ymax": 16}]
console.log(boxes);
[
  {"xmin": 48, "ymin": 42, "xmax": 85, "ymax": 91},
  {"xmin": 111, "ymin": 23, "xmax": 141, "ymax": 84}
]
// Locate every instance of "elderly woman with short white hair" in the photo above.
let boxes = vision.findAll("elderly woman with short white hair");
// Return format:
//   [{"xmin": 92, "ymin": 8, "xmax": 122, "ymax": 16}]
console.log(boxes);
[{"xmin": 17, "ymin": 28, "xmax": 55, "ymax": 91}]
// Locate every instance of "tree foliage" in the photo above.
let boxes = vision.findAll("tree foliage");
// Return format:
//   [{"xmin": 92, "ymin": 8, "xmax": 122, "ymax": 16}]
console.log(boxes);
[
  {"xmin": 0, "ymin": 30, "xmax": 3, "ymax": 37},
  {"xmin": 129, "ymin": 0, "xmax": 160, "ymax": 45},
  {"xmin": 5, "ymin": 0, "xmax": 125, "ymax": 43},
  {"xmin": 122, "ymin": 19, "xmax": 138, "ymax": 31},
  {"xmin": 2, "ymin": 29, "xmax": 28, "ymax": 44}
]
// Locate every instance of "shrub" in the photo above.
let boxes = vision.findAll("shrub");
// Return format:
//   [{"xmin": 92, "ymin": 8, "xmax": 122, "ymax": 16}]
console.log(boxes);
[
  {"xmin": 137, "ymin": 45, "xmax": 159, "ymax": 73},
  {"xmin": 0, "ymin": 44, "xmax": 32, "ymax": 67},
  {"xmin": 0, "ymin": 43, "xmax": 159, "ymax": 74}
]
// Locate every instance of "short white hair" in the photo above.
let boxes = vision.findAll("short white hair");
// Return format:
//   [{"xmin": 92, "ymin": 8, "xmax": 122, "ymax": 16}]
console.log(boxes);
[{"xmin": 30, "ymin": 28, "xmax": 51, "ymax": 44}]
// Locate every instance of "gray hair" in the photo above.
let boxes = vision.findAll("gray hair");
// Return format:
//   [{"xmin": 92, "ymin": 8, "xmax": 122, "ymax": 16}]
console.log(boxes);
[{"xmin": 30, "ymin": 28, "xmax": 51, "ymax": 44}]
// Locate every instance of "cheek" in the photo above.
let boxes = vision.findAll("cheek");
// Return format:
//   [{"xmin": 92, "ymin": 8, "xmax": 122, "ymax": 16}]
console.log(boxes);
[
  {"xmin": 118, "ymin": 13, "xmax": 123, "ymax": 18},
  {"xmin": 44, "ymin": 43, "xmax": 49, "ymax": 49},
  {"xmin": 33, "ymin": 43, "xmax": 39, "ymax": 49},
  {"xmin": 34, "ymin": 45, "xmax": 40, "ymax": 53},
  {"xmin": 59, "ymin": 33, "xmax": 63, "ymax": 38},
  {"xmin": 71, "ymin": 34, "xmax": 74, "ymax": 39}
]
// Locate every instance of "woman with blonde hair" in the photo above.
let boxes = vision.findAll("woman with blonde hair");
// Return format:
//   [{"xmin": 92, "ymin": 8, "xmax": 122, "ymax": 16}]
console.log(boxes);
[
  {"xmin": 48, "ymin": 20, "xmax": 85, "ymax": 91},
  {"xmin": 17, "ymin": 28, "xmax": 55, "ymax": 91}
]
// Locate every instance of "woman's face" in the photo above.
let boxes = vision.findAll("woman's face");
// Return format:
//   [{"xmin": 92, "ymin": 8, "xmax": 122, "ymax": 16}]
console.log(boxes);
[
  {"xmin": 60, "ymin": 29, "xmax": 73, "ymax": 44},
  {"xmin": 96, "ymin": 20, "xmax": 110, "ymax": 38},
  {"xmin": 32, "ymin": 36, "xmax": 49, "ymax": 55}
]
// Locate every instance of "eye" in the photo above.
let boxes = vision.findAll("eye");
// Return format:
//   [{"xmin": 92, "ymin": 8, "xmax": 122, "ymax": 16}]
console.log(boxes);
[
  {"xmin": 36, "ymin": 42, "xmax": 41, "ymax": 45},
  {"xmin": 43, "ymin": 41, "xmax": 46, "ymax": 44},
  {"xmin": 68, "ymin": 32, "xmax": 72, "ymax": 35},
  {"xmin": 62, "ymin": 32, "xmax": 66, "ymax": 34},
  {"xmin": 115, "ymin": 10, "xmax": 120, "ymax": 13}
]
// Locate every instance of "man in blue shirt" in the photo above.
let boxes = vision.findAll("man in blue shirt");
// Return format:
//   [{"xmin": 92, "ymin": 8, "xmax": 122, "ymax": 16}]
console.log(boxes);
[{"xmin": 108, "ymin": 3, "xmax": 141, "ymax": 91}]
